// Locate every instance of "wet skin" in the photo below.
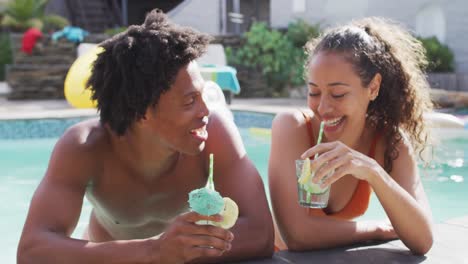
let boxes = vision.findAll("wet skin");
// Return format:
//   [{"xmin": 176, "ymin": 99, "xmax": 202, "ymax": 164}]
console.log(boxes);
[
  {"xmin": 84, "ymin": 125, "xmax": 210, "ymax": 241},
  {"xmin": 18, "ymin": 61, "xmax": 273, "ymax": 263},
  {"xmin": 269, "ymin": 51, "xmax": 433, "ymax": 254}
]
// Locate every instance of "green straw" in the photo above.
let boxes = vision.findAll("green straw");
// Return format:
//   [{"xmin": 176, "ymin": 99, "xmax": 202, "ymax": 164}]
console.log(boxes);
[
  {"xmin": 207, "ymin": 153, "xmax": 214, "ymax": 190},
  {"xmin": 306, "ymin": 121, "xmax": 325, "ymax": 203},
  {"xmin": 314, "ymin": 121, "xmax": 325, "ymax": 159}
]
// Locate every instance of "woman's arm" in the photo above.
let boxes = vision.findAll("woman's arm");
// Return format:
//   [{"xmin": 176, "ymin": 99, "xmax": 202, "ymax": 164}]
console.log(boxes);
[
  {"xmin": 269, "ymin": 112, "xmax": 390, "ymax": 251},
  {"xmin": 300, "ymin": 132, "xmax": 433, "ymax": 254},
  {"xmin": 367, "ymin": 137, "xmax": 433, "ymax": 255}
]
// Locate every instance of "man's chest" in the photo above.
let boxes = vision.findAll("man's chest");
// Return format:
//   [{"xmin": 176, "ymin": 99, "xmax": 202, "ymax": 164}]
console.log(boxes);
[{"xmin": 86, "ymin": 160, "xmax": 208, "ymax": 227}]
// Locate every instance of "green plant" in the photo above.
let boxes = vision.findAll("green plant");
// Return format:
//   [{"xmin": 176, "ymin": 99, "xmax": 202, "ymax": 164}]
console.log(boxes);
[
  {"xmin": 286, "ymin": 19, "xmax": 320, "ymax": 48},
  {"xmin": 42, "ymin": 14, "xmax": 69, "ymax": 32},
  {"xmin": 285, "ymin": 20, "xmax": 320, "ymax": 86},
  {"xmin": 418, "ymin": 36, "xmax": 455, "ymax": 72},
  {"xmin": 0, "ymin": 31, "xmax": 12, "ymax": 80},
  {"xmin": 1, "ymin": 0, "xmax": 69, "ymax": 32},
  {"xmin": 104, "ymin": 27, "xmax": 127, "ymax": 36},
  {"xmin": 227, "ymin": 22, "xmax": 300, "ymax": 96},
  {"xmin": 227, "ymin": 21, "xmax": 322, "ymax": 96}
]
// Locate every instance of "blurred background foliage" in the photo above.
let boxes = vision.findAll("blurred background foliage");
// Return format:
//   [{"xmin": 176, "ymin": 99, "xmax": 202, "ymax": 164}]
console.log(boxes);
[
  {"xmin": 104, "ymin": 26, "xmax": 127, "ymax": 37},
  {"xmin": 0, "ymin": 31, "xmax": 12, "ymax": 80},
  {"xmin": 1, "ymin": 0, "xmax": 69, "ymax": 32},
  {"xmin": 418, "ymin": 36, "xmax": 455, "ymax": 73},
  {"xmin": 0, "ymin": 0, "xmax": 70, "ymax": 81},
  {"xmin": 227, "ymin": 19, "xmax": 456, "ymax": 96},
  {"xmin": 0, "ymin": 2, "xmax": 459, "ymax": 89},
  {"xmin": 226, "ymin": 20, "xmax": 320, "ymax": 96}
]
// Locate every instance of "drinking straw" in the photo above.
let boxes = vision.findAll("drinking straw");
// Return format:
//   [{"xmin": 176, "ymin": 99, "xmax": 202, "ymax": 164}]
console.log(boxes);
[
  {"xmin": 315, "ymin": 121, "xmax": 325, "ymax": 157},
  {"xmin": 306, "ymin": 121, "xmax": 325, "ymax": 203},
  {"xmin": 207, "ymin": 153, "xmax": 214, "ymax": 190}
]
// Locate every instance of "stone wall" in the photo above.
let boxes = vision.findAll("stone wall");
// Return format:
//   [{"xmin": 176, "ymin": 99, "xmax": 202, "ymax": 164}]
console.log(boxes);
[
  {"xmin": 6, "ymin": 34, "xmax": 76, "ymax": 100},
  {"xmin": 6, "ymin": 32, "xmax": 468, "ymax": 105},
  {"xmin": 5, "ymin": 33, "xmax": 109, "ymax": 100}
]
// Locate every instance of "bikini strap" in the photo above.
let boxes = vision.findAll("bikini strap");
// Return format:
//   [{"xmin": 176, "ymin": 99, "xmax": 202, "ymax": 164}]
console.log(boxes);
[{"xmin": 368, "ymin": 131, "xmax": 382, "ymax": 158}]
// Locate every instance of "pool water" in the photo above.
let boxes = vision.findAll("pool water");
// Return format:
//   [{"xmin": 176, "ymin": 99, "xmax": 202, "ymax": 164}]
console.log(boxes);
[{"xmin": 1, "ymin": 113, "xmax": 468, "ymax": 263}]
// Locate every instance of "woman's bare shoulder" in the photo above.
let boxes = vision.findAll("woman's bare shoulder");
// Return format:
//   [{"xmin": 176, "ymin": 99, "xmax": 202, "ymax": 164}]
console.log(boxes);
[{"xmin": 272, "ymin": 109, "xmax": 313, "ymax": 130}]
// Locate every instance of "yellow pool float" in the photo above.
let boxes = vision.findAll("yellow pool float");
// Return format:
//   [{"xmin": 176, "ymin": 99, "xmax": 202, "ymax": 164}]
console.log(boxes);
[
  {"xmin": 64, "ymin": 46, "xmax": 104, "ymax": 108},
  {"xmin": 248, "ymin": 127, "xmax": 271, "ymax": 138}
]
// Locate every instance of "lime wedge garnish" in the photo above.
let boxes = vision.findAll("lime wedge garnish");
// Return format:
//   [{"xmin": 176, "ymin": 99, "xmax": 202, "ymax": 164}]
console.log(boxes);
[
  {"xmin": 213, "ymin": 197, "xmax": 239, "ymax": 229},
  {"xmin": 298, "ymin": 158, "xmax": 311, "ymax": 185},
  {"xmin": 303, "ymin": 181, "xmax": 329, "ymax": 194},
  {"xmin": 298, "ymin": 157, "xmax": 329, "ymax": 194}
]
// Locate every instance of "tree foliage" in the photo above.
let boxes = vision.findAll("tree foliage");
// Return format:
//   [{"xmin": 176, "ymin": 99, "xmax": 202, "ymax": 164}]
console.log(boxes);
[
  {"xmin": 227, "ymin": 20, "xmax": 320, "ymax": 96},
  {"xmin": 1, "ymin": 0, "xmax": 69, "ymax": 32},
  {"xmin": 418, "ymin": 36, "xmax": 455, "ymax": 72}
]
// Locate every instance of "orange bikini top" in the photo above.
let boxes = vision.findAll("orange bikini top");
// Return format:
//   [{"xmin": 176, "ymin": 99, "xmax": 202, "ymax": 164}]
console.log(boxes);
[{"xmin": 302, "ymin": 112, "xmax": 380, "ymax": 220}]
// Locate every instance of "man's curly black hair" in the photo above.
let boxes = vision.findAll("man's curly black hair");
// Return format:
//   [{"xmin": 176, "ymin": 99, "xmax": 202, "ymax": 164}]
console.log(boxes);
[{"xmin": 86, "ymin": 9, "xmax": 211, "ymax": 135}]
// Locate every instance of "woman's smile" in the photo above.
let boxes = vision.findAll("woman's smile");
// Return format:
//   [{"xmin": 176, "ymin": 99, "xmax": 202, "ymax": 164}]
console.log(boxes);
[{"xmin": 322, "ymin": 116, "xmax": 345, "ymax": 136}]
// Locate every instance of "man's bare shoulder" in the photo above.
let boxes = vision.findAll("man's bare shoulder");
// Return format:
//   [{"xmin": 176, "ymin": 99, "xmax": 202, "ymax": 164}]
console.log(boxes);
[
  {"xmin": 60, "ymin": 118, "xmax": 109, "ymax": 151},
  {"xmin": 46, "ymin": 118, "xmax": 109, "ymax": 183},
  {"xmin": 201, "ymin": 108, "xmax": 248, "ymax": 168},
  {"xmin": 205, "ymin": 108, "xmax": 240, "ymax": 147}
]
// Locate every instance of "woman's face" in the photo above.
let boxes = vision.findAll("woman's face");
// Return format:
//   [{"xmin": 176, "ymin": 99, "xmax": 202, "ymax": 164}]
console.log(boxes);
[{"xmin": 306, "ymin": 51, "xmax": 378, "ymax": 147}]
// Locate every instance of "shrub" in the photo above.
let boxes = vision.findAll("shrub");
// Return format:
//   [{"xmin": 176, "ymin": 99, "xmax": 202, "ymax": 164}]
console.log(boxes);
[
  {"xmin": 226, "ymin": 21, "xmax": 321, "ymax": 96},
  {"xmin": 104, "ymin": 27, "xmax": 127, "ymax": 36},
  {"xmin": 418, "ymin": 36, "xmax": 455, "ymax": 72},
  {"xmin": 285, "ymin": 19, "xmax": 320, "ymax": 86},
  {"xmin": 1, "ymin": 0, "xmax": 69, "ymax": 32},
  {"xmin": 227, "ymin": 22, "xmax": 295, "ymax": 96},
  {"xmin": 0, "ymin": 32, "xmax": 12, "ymax": 81},
  {"xmin": 42, "ymin": 14, "xmax": 69, "ymax": 33},
  {"xmin": 286, "ymin": 19, "xmax": 320, "ymax": 48}
]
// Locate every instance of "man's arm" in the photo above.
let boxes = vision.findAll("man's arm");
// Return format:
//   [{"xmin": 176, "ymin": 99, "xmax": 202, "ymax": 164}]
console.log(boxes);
[
  {"xmin": 17, "ymin": 126, "xmax": 155, "ymax": 264},
  {"xmin": 202, "ymin": 110, "xmax": 275, "ymax": 263},
  {"xmin": 18, "ymin": 124, "xmax": 233, "ymax": 264}
]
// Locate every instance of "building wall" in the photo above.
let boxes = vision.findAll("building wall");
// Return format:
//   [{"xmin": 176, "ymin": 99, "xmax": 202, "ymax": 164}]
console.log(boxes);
[
  {"xmin": 444, "ymin": 0, "xmax": 468, "ymax": 73},
  {"xmin": 271, "ymin": 0, "xmax": 468, "ymax": 73},
  {"xmin": 225, "ymin": 0, "xmax": 270, "ymax": 34},
  {"xmin": 168, "ymin": 0, "xmax": 220, "ymax": 35},
  {"xmin": 44, "ymin": 0, "xmax": 71, "ymax": 20},
  {"xmin": 168, "ymin": 0, "xmax": 270, "ymax": 35}
]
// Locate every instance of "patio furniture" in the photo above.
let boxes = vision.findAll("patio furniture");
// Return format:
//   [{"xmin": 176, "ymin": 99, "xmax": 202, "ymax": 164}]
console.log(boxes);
[{"xmin": 200, "ymin": 64, "xmax": 240, "ymax": 104}]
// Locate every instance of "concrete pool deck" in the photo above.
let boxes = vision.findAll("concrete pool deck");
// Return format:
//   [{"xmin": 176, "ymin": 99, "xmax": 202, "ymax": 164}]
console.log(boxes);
[
  {"xmin": 1, "ymin": 96, "xmax": 468, "ymax": 263},
  {"xmin": 0, "ymin": 97, "xmax": 310, "ymax": 119},
  {"xmin": 0, "ymin": 97, "xmax": 306, "ymax": 118},
  {"xmin": 233, "ymin": 216, "xmax": 468, "ymax": 263}
]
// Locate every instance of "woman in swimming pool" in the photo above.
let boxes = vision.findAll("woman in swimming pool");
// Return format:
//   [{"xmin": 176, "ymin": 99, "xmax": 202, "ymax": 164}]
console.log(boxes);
[{"xmin": 269, "ymin": 17, "xmax": 433, "ymax": 255}]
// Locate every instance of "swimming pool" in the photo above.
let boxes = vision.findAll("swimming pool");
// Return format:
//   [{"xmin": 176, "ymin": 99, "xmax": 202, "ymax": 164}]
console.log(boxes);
[{"xmin": 1, "ymin": 111, "xmax": 467, "ymax": 263}]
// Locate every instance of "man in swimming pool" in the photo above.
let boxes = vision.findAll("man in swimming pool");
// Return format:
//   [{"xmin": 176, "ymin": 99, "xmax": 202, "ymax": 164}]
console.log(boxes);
[{"xmin": 17, "ymin": 9, "xmax": 273, "ymax": 264}]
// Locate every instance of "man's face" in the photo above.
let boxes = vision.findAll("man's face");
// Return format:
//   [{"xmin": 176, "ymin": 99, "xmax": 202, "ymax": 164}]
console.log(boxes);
[{"xmin": 147, "ymin": 61, "xmax": 210, "ymax": 155}]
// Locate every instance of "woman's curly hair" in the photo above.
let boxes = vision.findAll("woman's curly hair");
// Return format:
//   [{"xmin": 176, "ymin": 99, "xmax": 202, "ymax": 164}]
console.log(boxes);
[
  {"xmin": 304, "ymin": 17, "xmax": 433, "ymax": 172},
  {"xmin": 86, "ymin": 9, "xmax": 211, "ymax": 135}
]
